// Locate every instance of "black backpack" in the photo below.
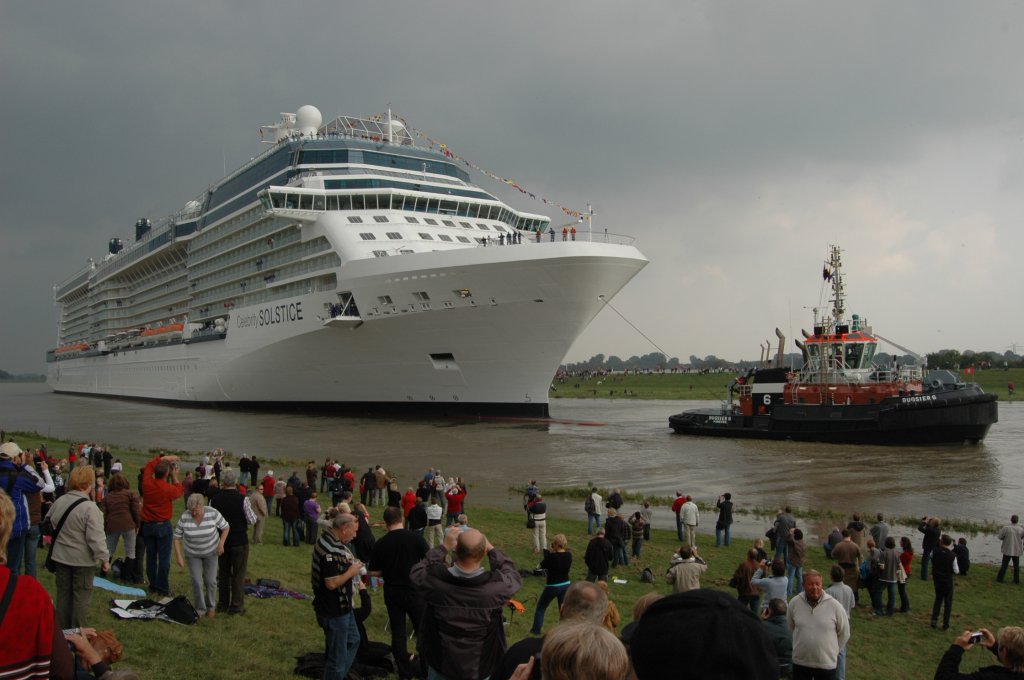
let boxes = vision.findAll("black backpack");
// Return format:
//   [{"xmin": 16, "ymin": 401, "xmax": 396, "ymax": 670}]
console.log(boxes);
[{"xmin": 584, "ymin": 495, "xmax": 596, "ymax": 514}]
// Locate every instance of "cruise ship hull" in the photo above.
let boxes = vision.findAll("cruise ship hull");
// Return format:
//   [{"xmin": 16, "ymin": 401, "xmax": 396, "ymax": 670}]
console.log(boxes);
[{"xmin": 48, "ymin": 242, "xmax": 647, "ymax": 417}]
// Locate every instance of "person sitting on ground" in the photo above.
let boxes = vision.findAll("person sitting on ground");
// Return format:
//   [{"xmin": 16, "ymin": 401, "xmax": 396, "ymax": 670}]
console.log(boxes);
[
  {"xmin": 934, "ymin": 627, "xmax": 1024, "ymax": 679},
  {"xmin": 630, "ymin": 589, "xmax": 780, "ymax": 680},
  {"xmin": 595, "ymin": 579, "xmax": 621, "ymax": 633},
  {"xmin": 954, "ymin": 537, "xmax": 971, "ymax": 577}
]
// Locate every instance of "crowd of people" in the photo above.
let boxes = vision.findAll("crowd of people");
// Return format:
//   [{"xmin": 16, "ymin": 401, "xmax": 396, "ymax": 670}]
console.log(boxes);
[{"xmin": 2, "ymin": 437, "xmax": 1024, "ymax": 679}]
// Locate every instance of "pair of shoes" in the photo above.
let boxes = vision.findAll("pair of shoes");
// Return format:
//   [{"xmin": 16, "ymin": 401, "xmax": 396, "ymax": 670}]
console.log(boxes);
[
  {"xmin": 931, "ymin": 620, "xmax": 937, "ymax": 629},
  {"xmin": 943, "ymin": 624, "xmax": 950, "ymax": 630},
  {"xmin": 206, "ymin": 610, "xmax": 216, "ymax": 619}
]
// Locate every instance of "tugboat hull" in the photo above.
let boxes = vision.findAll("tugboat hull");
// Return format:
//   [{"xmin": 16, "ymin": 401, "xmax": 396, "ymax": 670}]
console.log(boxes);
[{"xmin": 669, "ymin": 390, "xmax": 998, "ymax": 445}]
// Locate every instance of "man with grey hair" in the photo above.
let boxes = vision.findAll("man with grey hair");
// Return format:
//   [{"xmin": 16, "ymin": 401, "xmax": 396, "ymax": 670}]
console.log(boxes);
[
  {"xmin": 494, "ymin": 581, "xmax": 608, "ymax": 680},
  {"xmin": 411, "ymin": 527, "xmax": 522, "ymax": 680},
  {"xmin": 210, "ymin": 468, "xmax": 256, "ymax": 615},
  {"xmin": 313, "ymin": 512, "xmax": 363, "ymax": 680}
]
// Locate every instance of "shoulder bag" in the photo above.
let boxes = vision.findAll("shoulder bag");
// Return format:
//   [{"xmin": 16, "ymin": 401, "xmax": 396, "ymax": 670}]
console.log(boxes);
[{"xmin": 44, "ymin": 497, "xmax": 88, "ymax": 573}]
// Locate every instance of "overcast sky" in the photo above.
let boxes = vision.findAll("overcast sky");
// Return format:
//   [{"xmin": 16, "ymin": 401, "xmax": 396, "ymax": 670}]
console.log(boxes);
[{"xmin": 3, "ymin": 2, "xmax": 1024, "ymax": 373}]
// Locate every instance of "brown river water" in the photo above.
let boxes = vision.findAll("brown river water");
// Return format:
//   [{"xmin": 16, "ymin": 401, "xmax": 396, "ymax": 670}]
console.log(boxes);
[{"xmin": 2, "ymin": 383, "xmax": 1021, "ymax": 561}]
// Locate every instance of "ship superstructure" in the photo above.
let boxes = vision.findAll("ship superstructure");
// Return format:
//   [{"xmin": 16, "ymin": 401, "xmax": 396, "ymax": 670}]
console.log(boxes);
[{"xmin": 49, "ymin": 106, "xmax": 648, "ymax": 416}]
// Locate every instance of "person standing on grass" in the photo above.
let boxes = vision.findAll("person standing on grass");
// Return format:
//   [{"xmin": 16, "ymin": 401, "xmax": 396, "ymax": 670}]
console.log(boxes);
[
  {"xmin": 44, "ymin": 465, "xmax": 110, "ymax": 629},
  {"xmin": 173, "ymin": 493, "xmax": 228, "ymax": 619},
  {"xmin": 313, "ymin": 513, "xmax": 363, "ymax": 680},
  {"xmin": 788, "ymin": 570, "xmax": 850, "ymax": 680},
  {"xmin": 585, "ymin": 487, "xmax": 602, "ymax": 535},
  {"xmin": 931, "ymin": 534, "xmax": 959, "ymax": 630},
  {"xmin": 898, "ymin": 536, "xmax": 914, "ymax": 613},
  {"xmin": 829, "ymin": 530, "xmax": 862, "ymax": 606},
  {"xmin": 530, "ymin": 533, "xmax": 573, "ymax": 635},
  {"xmin": 825, "ymin": 565, "xmax": 854, "ymax": 680},
  {"xmin": 996, "ymin": 514, "xmax": 1024, "ymax": 584},
  {"xmin": 919, "ymin": 516, "xmax": 942, "ymax": 581},
  {"xmin": 681, "ymin": 495, "xmax": 699, "ymax": 548},
  {"xmin": 671, "ymin": 492, "xmax": 686, "ymax": 542},
  {"xmin": 209, "ymin": 469, "xmax": 256, "ymax": 616},
  {"xmin": 879, "ymin": 536, "xmax": 900, "ymax": 616},
  {"xmin": 731, "ymin": 548, "xmax": 763, "ymax": 613},
  {"xmin": 140, "ymin": 453, "xmax": 183, "ymax": 596},
  {"xmin": 249, "ymin": 487, "xmax": 268, "ymax": 545},
  {"xmin": 716, "ymin": 492, "xmax": 734, "ymax": 547},
  {"xmin": 786, "ymin": 528, "xmax": 807, "ymax": 597},
  {"xmin": 411, "ymin": 527, "xmax": 522, "ymax": 680},
  {"xmin": 584, "ymin": 528, "xmax": 613, "ymax": 582},
  {"xmin": 368, "ymin": 506, "xmax": 429, "ymax": 680}
]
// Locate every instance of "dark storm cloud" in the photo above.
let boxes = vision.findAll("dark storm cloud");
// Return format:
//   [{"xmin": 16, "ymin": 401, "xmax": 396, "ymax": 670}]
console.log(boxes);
[{"xmin": 2, "ymin": 1, "xmax": 1023, "ymax": 371}]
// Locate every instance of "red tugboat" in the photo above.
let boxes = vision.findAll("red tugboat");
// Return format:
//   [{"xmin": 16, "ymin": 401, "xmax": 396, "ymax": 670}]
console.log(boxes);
[{"xmin": 669, "ymin": 245, "xmax": 998, "ymax": 445}]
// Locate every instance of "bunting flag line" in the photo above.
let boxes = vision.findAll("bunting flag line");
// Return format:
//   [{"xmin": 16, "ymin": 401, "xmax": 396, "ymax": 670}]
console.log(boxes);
[{"xmin": 374, "ymin": 113, "xmax": 593, "ymax": 224}]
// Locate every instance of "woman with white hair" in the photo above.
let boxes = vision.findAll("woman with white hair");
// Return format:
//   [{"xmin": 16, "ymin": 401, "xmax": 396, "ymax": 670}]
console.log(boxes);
[{"xmin": 173, "ymin": 493, "xmax": 229, "ymax": 618}]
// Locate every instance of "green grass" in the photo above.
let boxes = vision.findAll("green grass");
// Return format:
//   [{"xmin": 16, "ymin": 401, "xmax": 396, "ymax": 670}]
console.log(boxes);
[
  {"xmin": 550, "ymin": 367, "xmax": 1024, "ymax": 401},
  {"xmin": 9, "ymin": 431, "xmax": 1023, "ymax": 679}
]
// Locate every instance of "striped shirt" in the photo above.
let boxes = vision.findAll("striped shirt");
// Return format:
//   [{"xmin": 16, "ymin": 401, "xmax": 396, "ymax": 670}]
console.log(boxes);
[{"xmin": 173, "ymin": 507, "xmax": 229, "ymax": 556}]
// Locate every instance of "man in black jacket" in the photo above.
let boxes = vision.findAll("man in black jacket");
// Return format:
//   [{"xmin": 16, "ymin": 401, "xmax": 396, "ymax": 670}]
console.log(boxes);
[
  {"xmin": 210, "ymin": 469, "xmax": 256, "ymax": 615},
  {"xmin": 585, "ymin": 528, "xmax": 613, "ymax": 581},
  {"xmin": 931, "ymin": 534, "xmax": 958, "ymax": 630}
]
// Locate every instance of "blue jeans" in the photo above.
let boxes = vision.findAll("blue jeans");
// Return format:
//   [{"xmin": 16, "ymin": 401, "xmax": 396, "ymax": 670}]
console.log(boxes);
[
  {"xmin": 22, "ymin": 524, "xmax": 41, "ymax": 577},
  {"xmin": 835, "ymin": 646, "xmax": 847, "ymax": 680},
  {"xmin": 882, "ymin": 580, "xmax": 897, "ymax": 615},
  {"xmin": 675, "ymin": 515, "xmax": 684, "ymax": 542},
  {"xmin": 716, "ymin": 525, "xmax": 731, "ymax": 547},
  {"xmin": 319, "ymin": 611, "xmax": 360, "ymax": 680},
  {"xmin": 921, "ymin": 548, "xmax": 933, "ymax": 580},
  {"xmin": 587, "ymin": 513, "xmax": 601, "ymax": 534},
  {"xmin": 282, "ymin": 518, "xmax": 301, "ymax": 546},
  {"xmin": 5, "ymin": 532, "xmax": 26, "ymax": 575},
  {"xmin": 530, "ymin": 582, "xmax": 569, "ymax": 634},
  {"xmin": 141, "ymin": 520, "xmax": 173, "ymax": 594},
  {"xmin": 787, "ymin": 564, "xmax": 804, "ymax": 597},
  {"xmin": 613, "ymin": 541, "xmax": 629, "ymax": 567}
]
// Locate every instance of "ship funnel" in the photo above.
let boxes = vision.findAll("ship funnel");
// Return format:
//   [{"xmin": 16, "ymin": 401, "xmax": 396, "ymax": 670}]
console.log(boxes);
[
  {"xmin": 775, "ymin": 328, "xmax": 786, "ymax": 368},
  {"xmin": 108, "ymin": 238, "xmax": 124, "ymax": 255},
  {"xmin": 135, "ymin": 218, "xmax": 152, "ymax": 241}
]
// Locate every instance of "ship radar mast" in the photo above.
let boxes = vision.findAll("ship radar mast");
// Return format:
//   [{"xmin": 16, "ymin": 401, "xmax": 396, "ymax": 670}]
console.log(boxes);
[{"xmin": 824, "ymin": 244, "xmax": 846, "ymax": 332}]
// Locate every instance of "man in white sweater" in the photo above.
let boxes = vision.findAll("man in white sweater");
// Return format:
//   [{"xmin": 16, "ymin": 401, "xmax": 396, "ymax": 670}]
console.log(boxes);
[{"xmin": 787, "ymin": 570, "xmax": 850, "ymax": 680}]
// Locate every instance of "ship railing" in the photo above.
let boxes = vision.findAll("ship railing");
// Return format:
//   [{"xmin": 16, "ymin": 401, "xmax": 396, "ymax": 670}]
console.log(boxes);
[{"xmin": 525, "ymin": 230, "xmax": 636, "ymax": 246}]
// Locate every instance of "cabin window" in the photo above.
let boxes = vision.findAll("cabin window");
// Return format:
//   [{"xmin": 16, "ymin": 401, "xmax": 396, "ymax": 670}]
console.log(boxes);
[
  {"xmin": 372, "ymin": 250, "xmax": 388, "ymax": 257},
  {"xmin": 456, "ymin": 236, "xmax": 471, "ymax": 243},
  {"xmin": 405, "ymin": 216, "xmax": 419, "ymax": 224},
  {"xmin": 313, "ymin": 195, "xmax": 326, "ymax": 211},
  {"xmin": 326, "ymin": 196, "xmax": 339, "ymax": 210},
  {"xmin": 438, "ymin": 234, "xmax": 452, "ymax": 242},
  {"xmin": 442, "ymin": 220, "xmax": 455, "ymax": 227},
  {"xmin": 419, "ymin": 233, "xmax": 434, "ymax": 241},
  {"xmin": 300, "ymin": 195, "xmax": 313, "ymax": 210},
  {"xmin": 386, "ymin": 232, "xmax": 403, "ymax": 239},
  {"xmin": 348, "ymin": 216, "xmax": 364, "ymax": 224},
  {"xmin": 424, "ymin": 218, "xmax": 438, "ymax": 226},
  {"xmin": 359, "ymin": 232, "xmax": 376, "ymax": 240}
]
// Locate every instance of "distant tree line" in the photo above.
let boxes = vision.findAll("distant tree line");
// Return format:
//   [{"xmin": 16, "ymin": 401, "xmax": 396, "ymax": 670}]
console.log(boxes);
[{"xmin": 562, "ymin": 349, "xmax": 1023, "ymax": 373}]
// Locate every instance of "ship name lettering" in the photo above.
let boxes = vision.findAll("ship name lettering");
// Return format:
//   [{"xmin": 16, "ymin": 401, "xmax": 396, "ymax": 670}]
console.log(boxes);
[
  {"xmin": 901, "ymin": 394, "xmax": 936, "ymax": 404},
  {"xmin": 709, "ymin": 415, "xmax": 730, "ymax": 424},
  {"xmin": 253, "ymin": 302, "xmax": 303, "ymax": 328}
]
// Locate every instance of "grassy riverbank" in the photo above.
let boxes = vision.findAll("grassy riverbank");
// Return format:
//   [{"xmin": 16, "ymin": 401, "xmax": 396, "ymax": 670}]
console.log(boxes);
[
  {"xmin": 7, "ymin": 431, "xmax": 1022, "ymax": 679},
  {"xmin": 550, "ymin": 367, "xmax": 1024, "ymax": 401}
]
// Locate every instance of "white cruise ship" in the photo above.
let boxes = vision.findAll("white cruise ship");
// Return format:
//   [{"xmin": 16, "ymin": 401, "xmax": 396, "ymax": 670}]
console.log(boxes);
[{"xmin": 48, "ymin": 105, "xmax": 648, "ymax": 417}]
